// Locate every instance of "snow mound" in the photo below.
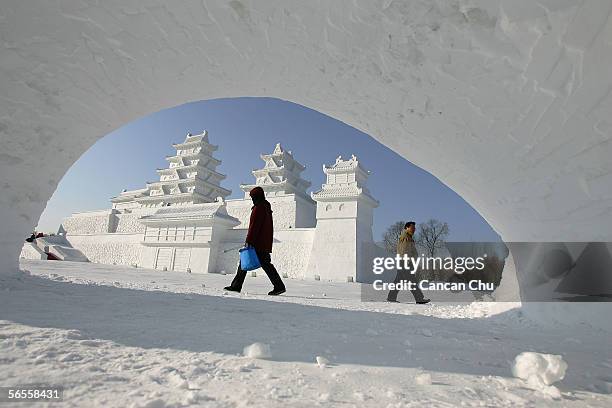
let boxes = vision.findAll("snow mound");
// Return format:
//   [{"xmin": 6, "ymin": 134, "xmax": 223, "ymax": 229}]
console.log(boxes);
[
  {"xmin": 414, "ymin": 373, "xmax": 432, "ymax": 385},
  {"xmin": 512, "ymin": 352, "xmax": 567, "ymax": 398},
  {"xmin": 315, "ymin": 356, "xmax": 329, "ymax": 368},
  {"xmin": 243, "ymin": 342, "xmax": 271, "ymax": 359}
]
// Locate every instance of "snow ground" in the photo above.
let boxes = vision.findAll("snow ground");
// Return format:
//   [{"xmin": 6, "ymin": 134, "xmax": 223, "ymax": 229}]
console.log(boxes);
[{"xmin": 0, "ymin": 260, "xmax": 611, "ymax": 407}]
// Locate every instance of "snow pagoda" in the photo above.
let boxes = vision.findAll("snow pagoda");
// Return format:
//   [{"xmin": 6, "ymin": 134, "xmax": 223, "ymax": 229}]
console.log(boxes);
[
  {"xmin": 240, "ymin": 143, "xmax": 311, "ymax": 199},
  {"xmin": 111, "ymin": 131, "xmax": 230, "ymax": 210},
  {"xmin": 225, "ymin": 143, "xmax": 316, "ymax": 230}
]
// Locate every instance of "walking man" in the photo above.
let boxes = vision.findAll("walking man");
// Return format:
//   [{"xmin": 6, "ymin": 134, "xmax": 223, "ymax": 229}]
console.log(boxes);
[
  {"xmin": 224, "ymin": 186, "xmax": 286, "ymax": 296},
  {"xmin": 387, "ymin": 221, "xmax": 430, "ymax": 304}
]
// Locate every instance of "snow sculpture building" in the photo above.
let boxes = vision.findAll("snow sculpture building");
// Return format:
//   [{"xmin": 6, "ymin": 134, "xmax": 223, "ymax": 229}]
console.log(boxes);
[
  {"xmin": 47, "ymin": 132, "xmax": 382, "ymax": 282},
  {"xmin": 139, "ymin": 199, "xmax": 240, "ymax": 273},
  {"xmin": 308, "ymin": 155, "xmax": 380, "ymax": 282}
]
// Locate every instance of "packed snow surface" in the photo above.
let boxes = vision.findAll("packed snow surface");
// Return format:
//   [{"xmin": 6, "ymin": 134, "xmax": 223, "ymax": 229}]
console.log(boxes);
[{"xmin": 0, "ymin": 260, "xmax": 611, "ymax": 407}]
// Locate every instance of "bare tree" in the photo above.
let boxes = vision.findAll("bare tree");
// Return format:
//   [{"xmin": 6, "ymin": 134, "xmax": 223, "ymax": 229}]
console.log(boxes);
[
  {"xmin": 415, "ymin": 219, "xmax": 449, "ymax": 257},
  {"xmin": 382, "ymin": 221, "xmax": 405, "ymax": 254}
]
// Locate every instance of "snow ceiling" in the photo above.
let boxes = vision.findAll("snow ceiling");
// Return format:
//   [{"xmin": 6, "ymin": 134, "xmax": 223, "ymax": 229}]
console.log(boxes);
[{"xmin": 1, "ymin": 0, "xmax": 611, "ymax": 282}]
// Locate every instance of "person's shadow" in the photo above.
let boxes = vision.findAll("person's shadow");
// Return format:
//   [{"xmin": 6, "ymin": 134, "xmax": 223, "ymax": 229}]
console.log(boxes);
[{"xmin": 1, "ymin": 272, "xmax": 610, "ymax": 395}]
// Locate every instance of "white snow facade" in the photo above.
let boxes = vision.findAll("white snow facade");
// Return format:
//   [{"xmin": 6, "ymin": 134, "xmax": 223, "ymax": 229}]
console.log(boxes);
[{"xmin": 43, "ymin": 131, "xmax": 384, "ymax": 282}]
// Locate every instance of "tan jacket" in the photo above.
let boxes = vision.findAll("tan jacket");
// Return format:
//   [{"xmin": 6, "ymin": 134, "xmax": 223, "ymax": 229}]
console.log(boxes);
[{"xmin": 397, "ymin": 230, "xmax": 418, "ymax": 258}]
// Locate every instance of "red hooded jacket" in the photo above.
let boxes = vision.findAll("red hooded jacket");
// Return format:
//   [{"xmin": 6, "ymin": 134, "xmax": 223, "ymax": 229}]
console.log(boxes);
[{"xmin": 245, "ymin": 187, "xmax": 274, "ymax": 253}]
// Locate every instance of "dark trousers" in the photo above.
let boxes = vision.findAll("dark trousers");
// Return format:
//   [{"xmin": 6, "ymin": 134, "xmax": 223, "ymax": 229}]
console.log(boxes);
[
  {"xmin": 230, "ymin": 250, "xmax": 285, "ymax": 292},
  {"xmin": 387, "ymin": 267, "xmax": 425, "ymax": 302}
]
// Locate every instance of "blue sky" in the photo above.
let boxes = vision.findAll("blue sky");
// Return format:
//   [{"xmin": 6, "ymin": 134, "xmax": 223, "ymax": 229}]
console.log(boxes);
[{"xmin": 38, "ymin": 97, "xmax": 500, "ymax": 242}]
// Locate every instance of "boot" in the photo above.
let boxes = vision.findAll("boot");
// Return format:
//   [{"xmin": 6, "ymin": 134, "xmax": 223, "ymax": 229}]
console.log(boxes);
[{"xmin": 268, "ymin": 287, "xmax": 286, "ymax": 296}]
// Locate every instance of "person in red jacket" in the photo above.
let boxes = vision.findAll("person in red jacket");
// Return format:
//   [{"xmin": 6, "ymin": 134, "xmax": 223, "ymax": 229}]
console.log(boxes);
[{"xmin": 224, "ymin": 186, "xmax": 286, "ymax": 295}]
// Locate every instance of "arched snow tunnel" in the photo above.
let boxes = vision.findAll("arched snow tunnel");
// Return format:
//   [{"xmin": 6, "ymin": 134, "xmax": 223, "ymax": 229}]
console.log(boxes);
[{"xmin": 1, "ymin": 1, "xmax": 611, "ymax": 328}]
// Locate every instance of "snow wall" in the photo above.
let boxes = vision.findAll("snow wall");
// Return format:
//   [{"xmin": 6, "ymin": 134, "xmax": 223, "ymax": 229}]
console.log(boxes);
[{"xmin": 1, "ymin": 0, "xmax": 611, "ymax": 330}]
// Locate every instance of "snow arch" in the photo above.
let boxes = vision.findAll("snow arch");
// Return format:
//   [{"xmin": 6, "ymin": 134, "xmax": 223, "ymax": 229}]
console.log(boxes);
[{"xmin": 1, "ymin": 1, "xmax": 611, "ymax": 327}]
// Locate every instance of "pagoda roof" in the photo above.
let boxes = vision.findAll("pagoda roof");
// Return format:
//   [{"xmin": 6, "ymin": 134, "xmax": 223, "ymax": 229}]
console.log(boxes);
[
  {"xmin": 241, "ymin": 180, "xmax": 288, "ymax": 192},
  {"xmin": 110, "ymin": 188, "xmax": 148, "ymax": 202},
  {"xmin": 323, "ymin": 155, "xmax": 370, "ymax": 175},
  {"xmin": 165, "ymin": 153, "xmax": 221, "ymax": 165},
  {"xmin": 156, "ymin": 164, "xmax": 226, "ymax": 180},
  {"xmin": 240, "ymin": 178, "xmax": 311, "ymax": 192},
  {"xmin": 173, "ymin": 140, "xmax": 218, "ymax": 151},
  {"xmin": 146, "ymin": 177, "xmax": 231, "ymax": 195},
  {"xmin": 260, "ymin": 153, "xmax": 305, "ymax": 171},
  {"xmin": 136, "ymin": 186, "xmax": 230, "ymax": 202},
  {"xmin": 146, "ymin": 178, "xmax": 196, "ymax": 187},
  {"xmin": 258, "ymin": 143, "xmax": 306, "ymax": 171},
  {"xmin": 240, "ymin": 181, "xmax": 313, "ymax": 201},
  {"xmin": 139, "ymin": 201, "xmax": 240, "ymax": 227},
  {"xmin": 311, "ymin": 185, "xmax": 379, "ymax": 207},
  {"xmin": 243, "ymin": 168, "xmax": 311, "ymax": 190},
  {"xmin": 171, "ymin": 131, "xmax": 214, "ymax": 147},
  {"xmin": 252, "ymin": 165, "xmax": 304, "ymax": 178},
  {"xmin": 136, "ymin": 191, "xmax": 215, "ymax": 203}
]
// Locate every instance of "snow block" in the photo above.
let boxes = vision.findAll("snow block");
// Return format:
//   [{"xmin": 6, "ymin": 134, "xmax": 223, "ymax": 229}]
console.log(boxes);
[
  {"xmin": 243, "ymin": 342, "xmax": 272, "ymax": 359},
  {"xmin": 512, "ymin": 352, "xmax": 567, "ymax": 398}
]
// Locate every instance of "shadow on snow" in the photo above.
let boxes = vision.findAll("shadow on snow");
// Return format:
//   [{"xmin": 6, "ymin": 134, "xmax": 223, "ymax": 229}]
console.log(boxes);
[{"xmin": 1, "ymin": 272, "xmax": 610, "ymax": 395}]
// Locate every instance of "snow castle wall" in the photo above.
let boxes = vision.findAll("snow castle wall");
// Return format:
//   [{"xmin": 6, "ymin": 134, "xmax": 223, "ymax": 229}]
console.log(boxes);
[
  {"xmin": 216, "ymin": 228, "xmax": 315, "ymax": 279},
  {"xmin": 65, "ymin": 233, "xmax": 142, "ymax": 266},
  {"xmin": 53, "ymin": 207, "xmax": 157, "ymax": 266},
  {"xmin": 2, "ymin": 1, "xmax": 612, "ymax": 329},
  {"xmin": 61, "ymin": 210, "xmax": 116, "ymax": 235},
  {"xmin": 226, "ymin": 195, "xmax": 316, "ymax": 230}
]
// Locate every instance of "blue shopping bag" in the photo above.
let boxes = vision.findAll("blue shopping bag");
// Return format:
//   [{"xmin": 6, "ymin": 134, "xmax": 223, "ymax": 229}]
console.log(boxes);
[{"xmin": 239, "ymin": 246, "xmax": 261, "ymax": 271}]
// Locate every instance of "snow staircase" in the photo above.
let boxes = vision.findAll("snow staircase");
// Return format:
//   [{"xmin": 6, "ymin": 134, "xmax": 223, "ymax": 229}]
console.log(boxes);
[
  {"xmin": 20, "ymin": 242, "xmax": 47, "ymax": 260},
  {"xmin": 27, "ymin": 236, "xmax": 89, "ymax": 262},
  {"xmin": 49, "ymin": 245, "xmax": 88, "ymax": 262}
]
